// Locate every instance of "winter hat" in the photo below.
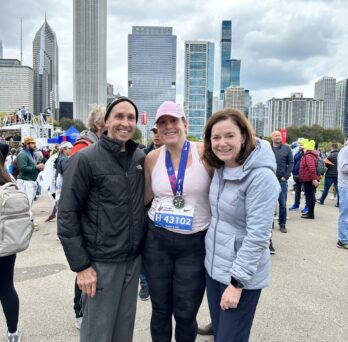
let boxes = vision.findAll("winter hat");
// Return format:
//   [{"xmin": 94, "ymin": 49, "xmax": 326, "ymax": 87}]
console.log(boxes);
[
  {"xmin": 155, "ymin": 101, "xmax": 186, "ymax": 123},
  {"xmin": 303, "ymin": 140, "xmax": 315, "ymax": 151},
  {"xmin": 104, "ymin": 97, "xmax": 139, "ymax": 123},
  {"xmin": 299, "ymin": 138, "xmax": 308, "ymax": 146}
]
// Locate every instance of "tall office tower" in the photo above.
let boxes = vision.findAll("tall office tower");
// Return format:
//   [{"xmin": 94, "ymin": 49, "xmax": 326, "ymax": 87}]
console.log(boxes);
[
  {"xmin": 128, "ymin": 26, "xmax": 177, "ymax": 136},
  {"xmin": 244, "ymin": 89, "xmax": 251, "ymax": 118},
  {"xmin": 220, "ymin": 20, "xmax": 232, "ymax": 99},
  {"xmin": 184, "ymin": 41, "xmax": 214, "ymax": 139},
  {"xmin": 223, "ymin": 86, "xmax": 245, "ymax": 113},
  {"xmin": 0, "ymin": 59, "xmax": 33, "ymax": 113},
  {"xmin": 314, "ymin": 76, "xmax": 336, "ymax": 128},
  {"xmin": 267, "ymin": 93, "xmax": 324, "ymax": 134},
  {"xmin": 250, "ymin": 102, "xmax": 267, "ymax": 137},
  {"xmin": 33, "ymin": 17, "xmax": 59, "ymax": 118},
  {"xmin": 336, "ymin": 79, "xmax": 348, "ymax": 137},
  {"xmin": 0, "ymin": 40, "xmax": 3, "ymax": 59},
  {"xmin": 74, "ymin": 0, "xmax": 107, "ymax": 124},
  {"xmin": 230, "ymin": 59, "xmax": 241, "ymax": 87}
]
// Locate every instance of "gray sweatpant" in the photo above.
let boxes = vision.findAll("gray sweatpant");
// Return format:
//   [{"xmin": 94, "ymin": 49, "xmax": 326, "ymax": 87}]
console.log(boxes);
[{"xmin": 80, "ymin": 256, "xmax": 141, "ymax": 342}]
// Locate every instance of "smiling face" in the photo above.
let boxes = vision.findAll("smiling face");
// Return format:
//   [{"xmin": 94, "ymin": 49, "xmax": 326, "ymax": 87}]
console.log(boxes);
[
  {"xmin": 210, "ymin": 118, "xmax": 245, "ymax": 168},
  {"xmin": 156, "ymin": 115, "xmax": 187, "ymax": 146},
  {"xmin": 105, "ymin": 101, "xmax": 137, "ymax": 144}
]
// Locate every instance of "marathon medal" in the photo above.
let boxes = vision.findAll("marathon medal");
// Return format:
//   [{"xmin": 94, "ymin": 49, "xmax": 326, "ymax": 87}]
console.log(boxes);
[
  {"xmin": 173, "ymin": 195, "xmax": 185, "ymax": 209},
  {"xmin": 165, "ymin": 140, "xmax": 190, "ymax": 209}
]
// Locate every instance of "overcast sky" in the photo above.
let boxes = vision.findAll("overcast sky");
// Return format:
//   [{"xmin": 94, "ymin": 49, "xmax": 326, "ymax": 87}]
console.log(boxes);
[{"xmin": 1, "ymin": 0, "xmax": 347, "ymax": 105}]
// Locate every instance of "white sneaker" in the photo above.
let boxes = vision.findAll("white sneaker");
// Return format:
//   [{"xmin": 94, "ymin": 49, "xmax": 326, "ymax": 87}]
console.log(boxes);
[
  {"xmin": 75, "ymin": 317, "xmax": 83, "ymax": 329},
  {"xmin": 7, "ymin": 330, "xmax": 21, "ymax": 342}
]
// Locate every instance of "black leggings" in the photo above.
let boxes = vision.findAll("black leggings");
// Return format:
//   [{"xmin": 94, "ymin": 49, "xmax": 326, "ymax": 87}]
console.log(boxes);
[{"xmin": 0, "ymin": 254, "xmax": 19, "ymax": 333}]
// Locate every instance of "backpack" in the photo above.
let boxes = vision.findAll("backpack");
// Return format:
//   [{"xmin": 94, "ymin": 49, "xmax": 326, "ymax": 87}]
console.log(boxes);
[
  {"xmin": 317, "ymin": 157, "xmax": 327, "ymax": 176},
  {"xmin": 0, "ymin": 182, "xmax": 33, "ymax": 257}
]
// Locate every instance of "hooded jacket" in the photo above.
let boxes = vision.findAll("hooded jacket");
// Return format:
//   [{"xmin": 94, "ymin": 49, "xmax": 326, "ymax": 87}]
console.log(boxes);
[
  {"xmin": 57, "ymin": 134, "xmax": 146, "ymax": 272},
  {"xmin": 325, "ymin": 149, "xmax": 339, "ymax": 178},
  {"xmin": 71, "ymin": 130, "xmax": 99, "ymax": 156},
  {"xmin": 205, "ymin": 139, "xmax": 280, "ymax": 289}
]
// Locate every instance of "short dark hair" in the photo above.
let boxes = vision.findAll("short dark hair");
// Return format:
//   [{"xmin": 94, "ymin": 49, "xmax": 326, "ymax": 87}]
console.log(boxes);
[
  {"xmin": 332, "ymin": 143, "xmax": 338, "ymax": 149},
  {"xmin": 202, "ymin": 108, "xmax": 256, "ymax": 168}
]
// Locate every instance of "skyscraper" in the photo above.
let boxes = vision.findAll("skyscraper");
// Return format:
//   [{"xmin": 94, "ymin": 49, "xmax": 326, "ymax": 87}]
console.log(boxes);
[
  {"xmin": 73, "ymin": 0, "xmax": 107, "ymax": 124},
  {"xmin": 0, "ymin": 40, "xmax": 3, "ymax": 59},
  {"xmin": 184, "ymin": 41, "xmax": 214, "ymax": 139},
  {"xmin": 250, "ymin": 102, "xmax": 268, "ymax": 137},
  {"xmin": 336, "ymin": 79, "xmax": 348, "ymax": 137},
  {"xmin": 220, "ymin": 20, "xmax": 232, "ymax": 99},
  {"xmin": 33, "ymin": 17, "xmax": 59, "ymax": 118},
  {"xmin": 230, "ymin": 59, "xmax": 241, "ymax": 87},
  {"xmin": 128, "ymin": 26, "xmax": 176, "ymax": 135},
  {"xmin": 314, "ymin": 76, "xmax": 336, "ymax": 128},
  {"xmin": 223, "ymin": 86, "xmax": 245, "ymax": 113}
]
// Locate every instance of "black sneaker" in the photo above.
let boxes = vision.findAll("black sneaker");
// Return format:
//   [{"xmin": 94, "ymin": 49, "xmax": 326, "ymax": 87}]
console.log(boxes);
[
  {"xmin": 335, "ymin": 203, "xmax": 339, "ymax": 208},
  {"xmin": 139, "ymin": 286, "xmax": 150, "ymax": 301},
  {"xmin": 198, "ymin": 322, "xmax": 213, "ymax": 336},
  {"xmin": 279, "ymin": 225, "xmax": 287, "ymax": 233},
  {"xmin": 301, "ymin": 213, "xmax": 314, "ymax": 219},
  {"xmin": 269, "ymin": 240, "xmax": 275, "ymax": 254},
  {"xmin": 337, "ymin": 240, "xmax": 348, "ymax": 249}
]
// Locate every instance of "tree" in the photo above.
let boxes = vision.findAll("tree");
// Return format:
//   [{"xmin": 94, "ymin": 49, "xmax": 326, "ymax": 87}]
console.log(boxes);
[
  {"xmin": 133, "ymin": 128, "xmax": 142, "ymax": 143},
  {"xmin": 59, "ymin": 118, "xmax": 87, "ymax": 132},
  {"xmin": 187, "ymin": 135, "xmax": 201, "ymax": 142}
]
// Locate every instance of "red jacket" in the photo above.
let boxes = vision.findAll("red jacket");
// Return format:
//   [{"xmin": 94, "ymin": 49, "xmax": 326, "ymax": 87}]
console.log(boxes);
[{"xmin": 299, "ymin": 151, "xmax": 320, "ymax": 182}]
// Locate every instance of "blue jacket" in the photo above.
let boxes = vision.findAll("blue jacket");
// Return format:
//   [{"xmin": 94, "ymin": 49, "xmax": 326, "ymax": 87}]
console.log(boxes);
[
  {"xmin": 205, "ymin": 139, "xmax": 280, "ymax": 289},
  {"xmin": 292, "ymin": 150, "xmax": 304, "ymax": 176}
]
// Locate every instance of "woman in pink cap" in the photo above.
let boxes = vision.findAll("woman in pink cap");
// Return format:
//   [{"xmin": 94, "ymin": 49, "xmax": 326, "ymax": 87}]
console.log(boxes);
[{"xmin": 143, "ymin": 101, "xmax": 212, "ymax": 342}]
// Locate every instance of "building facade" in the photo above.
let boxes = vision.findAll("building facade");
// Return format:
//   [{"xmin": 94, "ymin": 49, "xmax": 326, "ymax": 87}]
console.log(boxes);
[
  {"xmin": 33, "ymin": 17, "xmax": 59, "ymax": 118},
  {"xmin": 230, "ymin": 59, "xmax": 241, "ymax": 87},
  {"xmin": 0, "ymin": 40, "xmax": 3, "ymax": 59},
  {"xmin": 314, "ymin": 76, "xmax": 336, "ymax": 129},
  {"xmin": 128, "ymin": 26, "xmax": 176, "ymax": 136},
  {"xmin": 336, "ymin": 79, "xmax": 348, "ymax": 137},
  {"xmin": 59, "ymin": 101, "xmax": 73, "ymax": 120},
  {"xmin": 184, "ymin": 41, "xmax": 214, "ymax": 139},
  {"xmin": 267, "ymin": 93, "xmax": 324, "ymax": 134},
  {"xmin": 0, "ymin": 60, "xmax": 33, "ymax": 114},
  {"xmin": 249, "ymin": 102, "xmax": 267, "ymax": 137},
  {"xmin": 73, "ymin": 0, "xmax": 107, "ymax": 124},
  {"xmin": 223, "ymin": 86, "xmax": 245, "ymax": 113},
  {"xmin": 220, "ymin": 20, "xmax": 232, "ymax": 100}
]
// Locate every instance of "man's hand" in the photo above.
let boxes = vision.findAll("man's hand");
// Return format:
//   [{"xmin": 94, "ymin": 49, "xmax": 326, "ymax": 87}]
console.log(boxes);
[
  {"xmin": 77, "ymin": 267, "xmax": 97, "ymax": 298},
  {"xmin": 36, "ymin": 163, "xmax": 45, "ymax": 171},
  {"xmin": 220, "ymin": 284, "xmax": 243, "ymax": 310}
]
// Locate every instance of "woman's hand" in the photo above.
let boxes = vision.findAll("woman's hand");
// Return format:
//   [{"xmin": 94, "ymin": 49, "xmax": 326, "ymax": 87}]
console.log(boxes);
[
  {"xmin": 312, "ymin": 179, "xmax": 319, "ymax": 187},
  {"xmin": 220, "ymin": 284, "xmax": 243, "ymax": 310}
]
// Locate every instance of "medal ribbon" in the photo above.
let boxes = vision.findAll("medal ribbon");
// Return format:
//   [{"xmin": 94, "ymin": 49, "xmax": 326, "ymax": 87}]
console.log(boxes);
[{"xmin": 165, "ymin": 140, "xmax": 190, "ymax": 196}]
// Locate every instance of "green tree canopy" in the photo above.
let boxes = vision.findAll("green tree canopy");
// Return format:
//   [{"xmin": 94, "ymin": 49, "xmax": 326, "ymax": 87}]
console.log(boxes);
[{"xmin": 59, "ymin": 118, "xmax": 87, "ymax": 132}]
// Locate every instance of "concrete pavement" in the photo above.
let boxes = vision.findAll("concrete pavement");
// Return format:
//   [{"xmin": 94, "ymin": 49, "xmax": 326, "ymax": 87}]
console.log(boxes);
[{"xmin": 0, "ymin": 191, "xmax": 347, "ymax": 341}]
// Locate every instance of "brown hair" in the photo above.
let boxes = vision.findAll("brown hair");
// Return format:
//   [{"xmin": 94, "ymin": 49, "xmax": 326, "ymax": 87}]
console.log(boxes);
[{"xmin": 202, "ymin": 108, "xmax": 256, "ymax": 168}]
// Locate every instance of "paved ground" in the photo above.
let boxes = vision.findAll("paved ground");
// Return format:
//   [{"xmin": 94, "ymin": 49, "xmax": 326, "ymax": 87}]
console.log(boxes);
[{"xmin": 1, "ymin": 191, "xmax": 347, "ymax": 341}]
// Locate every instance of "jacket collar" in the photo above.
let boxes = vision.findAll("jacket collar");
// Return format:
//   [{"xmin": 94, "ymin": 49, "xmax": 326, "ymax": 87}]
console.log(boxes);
[{"xmin": 100, "ymin": 133, "xmax": 139, "ymax": 155}]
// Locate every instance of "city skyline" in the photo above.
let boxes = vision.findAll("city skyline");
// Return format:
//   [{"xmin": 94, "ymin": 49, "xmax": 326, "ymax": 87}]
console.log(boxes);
[{"xmin": 0, "ymin": 0, "xmax": 348, "ymax": 106}]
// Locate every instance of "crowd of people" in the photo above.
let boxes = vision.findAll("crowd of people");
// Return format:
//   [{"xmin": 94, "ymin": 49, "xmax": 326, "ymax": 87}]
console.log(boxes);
[{"xmin": 0, "ymin": 98, "xmax": 347, "ymax": 342}]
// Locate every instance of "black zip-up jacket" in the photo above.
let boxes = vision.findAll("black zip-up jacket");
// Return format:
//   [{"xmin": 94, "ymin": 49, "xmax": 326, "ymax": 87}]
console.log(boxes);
[
  {"xmin": 325, "ymin": 149, "xmax": 339, "ymax": 178},
  {"xmin": 57, "ymin": 135, "xmax": 146, "ymax": 272},
  {"xmin": 271, "ymin": 144, "xmax": 294, "ymax": 180}
]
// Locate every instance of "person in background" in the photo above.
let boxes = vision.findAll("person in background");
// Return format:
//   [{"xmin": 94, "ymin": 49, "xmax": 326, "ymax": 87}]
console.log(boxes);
[
  {"xmin": 289, "ymin": 139, "xmax": 306, "ymax": 211},
  {"xmin": 202, "ymin": 109, "xmax": 279, "ymax": 342},
  {"xmin": 271, "ymin": 131, "xmax": 294, "ymax": 233},
  {"xmin": 299, "ymin": 140, "xmax": 320, "ymax": 219},
  {"xmin": 0, "ymin": 144, "xmax": 22, "ymax": 342},
  {"xmin": 139, "ymin": 124, "xmax": 164, "ymax": 301},
  {"xmin": 317, "ymin": 143, "xmax": 339, "ymax": 207},
  {"xmin": 337, "ymin": 140, "xmax": 348, "ymax": 249},
  {"xmin": 16, "ymin": 137, "xmax": 45, "ymax": 231}
]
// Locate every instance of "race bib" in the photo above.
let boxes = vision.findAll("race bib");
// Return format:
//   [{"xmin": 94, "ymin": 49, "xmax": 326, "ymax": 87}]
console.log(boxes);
[{"xmin": 154, "ymin": 201, "xmax": 194, "ymax": 231}]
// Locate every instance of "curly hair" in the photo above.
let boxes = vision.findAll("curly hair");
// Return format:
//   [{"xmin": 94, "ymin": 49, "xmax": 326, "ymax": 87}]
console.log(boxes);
[{"xmin": 87, "ymin": 104, "xmax": 106, "ymax": 132}]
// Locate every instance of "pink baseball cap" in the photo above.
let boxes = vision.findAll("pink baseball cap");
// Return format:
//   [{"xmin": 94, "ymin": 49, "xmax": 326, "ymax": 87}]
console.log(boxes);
[{"xmin": 155, "ymin": 101, "xmax": 186, "ymax": 123}]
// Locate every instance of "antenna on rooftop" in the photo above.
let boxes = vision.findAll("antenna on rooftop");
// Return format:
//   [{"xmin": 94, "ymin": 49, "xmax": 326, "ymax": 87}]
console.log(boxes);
[{"xmin": 20, "ymin": 17, "xmax": 23, "ymax": 65}]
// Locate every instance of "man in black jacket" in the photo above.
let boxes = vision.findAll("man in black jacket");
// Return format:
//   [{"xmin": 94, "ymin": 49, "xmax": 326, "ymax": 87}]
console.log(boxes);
[
  {"xmin": 58, "ymin": 97, "xmax": 145, "ymax": 342},
  {"xmin": 317, "ymin": 143, "xmax": 339, "ymax": 206}
]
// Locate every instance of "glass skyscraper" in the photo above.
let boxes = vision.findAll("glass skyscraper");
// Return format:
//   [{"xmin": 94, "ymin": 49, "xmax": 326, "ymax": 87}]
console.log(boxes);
[
  {"xmin": 128, "ymin": 26, "xmax": 177, "ymax": 136},
  {"xmin": 336, "ymin": 79, "xmax": 348, "ymax": 136},
  {"xmin": 230, "ymin": 59, "xmax": 241, "ymax": 87},
  {"xmin": 184, "ymin": 41, "xmax": 214, "ymax": 139},
  {"xmin": 220, "ymin": 20, "xmax": 232, "ymax": 99},
  {"xmin": 33, "ymin": 17, "xmax": 59, "ymax": 117}
]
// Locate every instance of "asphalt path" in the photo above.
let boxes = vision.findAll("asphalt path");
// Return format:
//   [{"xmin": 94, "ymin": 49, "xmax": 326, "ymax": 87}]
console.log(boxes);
[{"xmin": 0, "ymin": 191, "xmax": 347, "ymax": 341}]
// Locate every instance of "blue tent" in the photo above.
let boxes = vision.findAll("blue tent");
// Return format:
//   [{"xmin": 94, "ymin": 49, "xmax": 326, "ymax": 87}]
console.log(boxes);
[{"xmin": 47, "ymin": 126, "xmax": 81, "ymax": 144}]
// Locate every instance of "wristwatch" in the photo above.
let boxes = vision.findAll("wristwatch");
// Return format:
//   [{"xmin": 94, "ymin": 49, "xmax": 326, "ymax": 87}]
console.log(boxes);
[{"xmin": 230, "ymin": 276, "xmax": 244, "ymax": 289}]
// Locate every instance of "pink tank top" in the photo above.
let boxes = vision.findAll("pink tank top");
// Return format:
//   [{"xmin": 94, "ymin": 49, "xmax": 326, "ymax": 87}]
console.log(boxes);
[{"xmin": 148, "ymin": 142, "xmax": 211, "ymax": 234}]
